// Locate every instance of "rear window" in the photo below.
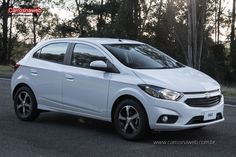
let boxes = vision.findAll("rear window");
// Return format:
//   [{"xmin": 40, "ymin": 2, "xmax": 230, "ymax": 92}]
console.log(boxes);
[{"xmin": 33, "ymin": 43, "xmax": 68, "ymax": 63}]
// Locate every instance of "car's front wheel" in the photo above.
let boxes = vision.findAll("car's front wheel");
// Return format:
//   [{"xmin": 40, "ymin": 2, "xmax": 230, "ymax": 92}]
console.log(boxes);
[
  {"xmin": 113, "ymin": 99, "xmax": 148, "ymax": 140},
  {"xmin": 14, "ymin": 86, "xmax": 40, "ymax": 121}
]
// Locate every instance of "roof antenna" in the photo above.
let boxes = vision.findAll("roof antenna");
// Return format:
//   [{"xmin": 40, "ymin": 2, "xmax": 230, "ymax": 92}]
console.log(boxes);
[{"xmin": 117, "ymin": 30, "xmax": 122, "ymax": 42}]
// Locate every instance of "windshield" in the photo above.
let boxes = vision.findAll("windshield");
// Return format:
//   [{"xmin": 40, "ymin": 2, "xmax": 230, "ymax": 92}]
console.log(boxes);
[{"xmin": 103, "ymin": 44, "xmax": 184, "ymax": 69}]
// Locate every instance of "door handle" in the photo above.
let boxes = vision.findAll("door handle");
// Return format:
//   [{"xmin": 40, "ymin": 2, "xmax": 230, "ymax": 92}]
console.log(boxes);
[
  {"xmin": 65, "ymin": 74, "xmax": 74, "ymax": 81},
  {"xmin": 30, "ymin": 69, "xmax": 38, "ymax": 76}
]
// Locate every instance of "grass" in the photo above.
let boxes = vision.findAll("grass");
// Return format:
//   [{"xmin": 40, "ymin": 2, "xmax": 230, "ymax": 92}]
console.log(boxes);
[
  {"xmin": 221, "ymin": 85, "xmax": 236, "ymax": 99},
  {"xmin": 0, "ymin": 65, "xmax": 13, "ymax": 76}
]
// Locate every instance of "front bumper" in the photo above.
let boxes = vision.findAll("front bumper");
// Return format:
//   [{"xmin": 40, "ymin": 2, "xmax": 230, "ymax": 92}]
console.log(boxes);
[{"xmin": 145, "ymin": 90, "xmax": 224, "ymax": 131}]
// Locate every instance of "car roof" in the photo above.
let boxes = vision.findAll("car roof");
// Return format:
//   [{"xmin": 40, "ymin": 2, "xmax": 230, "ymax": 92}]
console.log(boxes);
[{"xmin": 38, "ymin": 37, "xmax": 143, "ymax": 45}]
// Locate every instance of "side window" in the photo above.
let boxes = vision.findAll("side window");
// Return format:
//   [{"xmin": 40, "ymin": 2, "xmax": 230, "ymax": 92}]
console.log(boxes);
[
  {"xmin": 71, "ymin": 43, "xmax": 107, "ymax": 68},
  {"xmin": 38, "ymin": 43, "xmax": 68, "ymax": 63},
  {"xmin": 33, "ymin": 49, "xmax": 41, "ymax": 58}
]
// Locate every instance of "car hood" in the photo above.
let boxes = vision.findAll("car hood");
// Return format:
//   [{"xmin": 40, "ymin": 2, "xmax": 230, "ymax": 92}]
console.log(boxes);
[{"xmin": 132, "ymin": 67, "xmax": 220, "ymax": 92}]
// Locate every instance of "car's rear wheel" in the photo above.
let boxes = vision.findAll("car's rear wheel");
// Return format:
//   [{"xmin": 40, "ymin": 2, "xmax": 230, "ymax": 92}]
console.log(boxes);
[
  {"xmin": 113, "ymin": 99, "xmax": 148, "ymax": 140},
  {"xmin": 14, "ymin": 86, "xmax": 40, "ymax": 121}
]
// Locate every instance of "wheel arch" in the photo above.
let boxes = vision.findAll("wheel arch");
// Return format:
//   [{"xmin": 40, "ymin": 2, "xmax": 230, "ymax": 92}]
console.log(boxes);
[
  {"xmin": 12, "ymin": 83, "xmax": 34, "ymax": 100},
  {"xmin": 111, "ymin": 94, "xmax": 149, "ymax": 123}
]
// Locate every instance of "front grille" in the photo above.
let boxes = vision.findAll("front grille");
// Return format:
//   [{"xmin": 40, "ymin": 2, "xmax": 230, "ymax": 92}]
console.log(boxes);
[
  {"xmin": 185, "ymin": 95, "xmax": 221, "ymax": 107},
  {"xmin": 186, "ymin": 113, "xmax": 223, "ymax": 125}
]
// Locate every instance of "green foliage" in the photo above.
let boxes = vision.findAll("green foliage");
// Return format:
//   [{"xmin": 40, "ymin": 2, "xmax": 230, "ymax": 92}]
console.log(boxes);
[
  {"xmin": 115, "ymin": 0, "xmax": 140, "ymax": 39},
  {"xmin": 10, "ymin": 38, "xmax": 33, "ymax": 62},
  {"xmin": 142, "ymin": 0, "xmax": 187, "ymax": 63},
  {"xmin": 230, "ymin": 41, "xmax": 236, "ymax": 70},
  {"xmin": 230, "ymin": 40, "xmax": 236, "ymax": 82},
  {"xmin": 221, "ymin": 85, "xmax": 236, "ymax": 98},
  {"xmin": 0, "ymin": 65, "xmax": 13, "ymax": 75},
  {"xmin": 201, "ymin": 44, "xmax": 229, "ymax": 83}
]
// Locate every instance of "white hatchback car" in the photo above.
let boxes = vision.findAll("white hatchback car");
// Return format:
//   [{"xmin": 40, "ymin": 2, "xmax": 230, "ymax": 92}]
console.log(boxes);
[{"xmin": 11, "ymin": 38, "xmax": 224, "ymax": 140}]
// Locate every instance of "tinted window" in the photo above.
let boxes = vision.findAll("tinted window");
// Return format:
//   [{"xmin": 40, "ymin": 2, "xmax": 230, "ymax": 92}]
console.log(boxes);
[
  {"xmin": 71, "ymin": 44, "xmax": 106, "ymax": 68},
  {"xmin": 103, "ymin": 44, "xmax": 184, "ymax": 69},
  {"xmin": 38, "ymin": 43, "xmax": 68, "ymax": 63},
  {"xmin": 33, "ymin": 49, "xmax": 41, "ymax": 58}
]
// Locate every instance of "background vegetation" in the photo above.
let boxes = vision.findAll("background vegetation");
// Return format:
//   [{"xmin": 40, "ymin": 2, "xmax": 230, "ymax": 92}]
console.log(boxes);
[{"xmin": 0, "ymin": 0, "xmax": 236, "ymax": 85}]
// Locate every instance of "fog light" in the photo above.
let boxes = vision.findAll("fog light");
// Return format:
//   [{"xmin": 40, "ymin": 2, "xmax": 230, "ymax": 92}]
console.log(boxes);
[
  {"xmin": 162, "ymin": 116, "xmax": 168, "ymax": 123},
  {"xmin": 157, "ymin": 115, "xmax": 178, "ymax": 123}
]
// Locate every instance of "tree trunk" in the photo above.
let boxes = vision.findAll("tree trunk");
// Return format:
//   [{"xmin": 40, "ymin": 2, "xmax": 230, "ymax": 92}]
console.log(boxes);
[
  {"xmin": 187, "ymin": 0, "xmax": 193, "ymax": 67},
  {"xmin": 8, "ymin": 13, "xmax": 13, "ymax": 63},
  {"xmin": 157, "ymin": 0, "xmax": 163, "ymax": 23},
  {"xmin": 75, "ymin": 0, "xmax": 81, "ymax": 15},
  {"xmin": 100, "ymin": 0, "xmax": 103, "ymax": 20},
  {"xmin": 1, "ymin": 0, "xmax": 10, "ymax": 65},
  {"xmin": 97, "ymin": 0, "xmax": 103, "ymax": 34},
  {"xmin": 33, "ymin": 15, "xmax": 37, "ymax": 45},
  {"xmin": 197, "ymin": 0, "xmax": 207, "ymax": 70},
  {"xmin": 187, "ymin": 0, "xmax": 206, "ymax": 70},
  {"xmin": 192, "ymin": 0, "xmax": 197, "ymax": 69},
  {"xmin": 110, "ymin": 0, "xmax": 116, "ymax": 26},
  {"xmin": 133, "ymin": 0, "xmax": 139, "ymax": 39},
  {"xmin": 217, "ymin": 0, "xmax": 221, "ymax": 44},
  {"xmin": 231, "ymin": 0, "xmax": 236, "ymax": 53},
  {"xmin": 214, "ymin": 0, "xmax": 217, "ymax": 43}
]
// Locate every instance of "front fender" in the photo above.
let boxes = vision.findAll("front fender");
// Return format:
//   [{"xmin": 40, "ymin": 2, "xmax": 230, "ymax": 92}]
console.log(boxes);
[{"xmin": 107, "ymin": 85, "xmax": 149, "ymax": 121}]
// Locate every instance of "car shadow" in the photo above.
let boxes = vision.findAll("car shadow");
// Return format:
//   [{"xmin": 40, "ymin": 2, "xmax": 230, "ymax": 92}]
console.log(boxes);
[
  {"xmin": 35, "ymin": 112, "xmax": 116, "ymax": 134},
  {"xmin": 35, "ymin": 112, "xmax": 221, "ymax": 142}
]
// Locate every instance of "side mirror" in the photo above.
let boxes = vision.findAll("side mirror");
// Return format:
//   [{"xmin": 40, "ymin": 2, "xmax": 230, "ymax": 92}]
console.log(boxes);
[{"xmin": 90, "ymin": 60, "xmax": 108, "ymax": 71}]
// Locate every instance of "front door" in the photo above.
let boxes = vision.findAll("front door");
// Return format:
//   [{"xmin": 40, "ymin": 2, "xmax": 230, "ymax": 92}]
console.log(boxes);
[{"xmin": 62, "ymin": 43, "xmax": 111, "ymax": 119}]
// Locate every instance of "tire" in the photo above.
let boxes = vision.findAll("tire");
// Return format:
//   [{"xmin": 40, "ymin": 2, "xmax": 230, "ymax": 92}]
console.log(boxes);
[
  {"xmin": 14, "ymin": 86, "xmax": 40, "ymax": 121},
  {"xmin": 113, "ymin": 99, "xmax": 148, "ymax": 140}
]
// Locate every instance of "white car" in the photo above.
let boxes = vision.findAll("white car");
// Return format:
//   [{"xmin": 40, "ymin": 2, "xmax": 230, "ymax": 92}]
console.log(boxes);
[{"xmin": 11, "ymin": 38, "xmax": 224, "ymax": 140}]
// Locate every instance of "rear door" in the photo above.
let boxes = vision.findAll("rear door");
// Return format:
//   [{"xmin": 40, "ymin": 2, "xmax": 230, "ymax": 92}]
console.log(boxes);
[
  {"xmin": 27, "ymin": 42, "xmax": 69, "ymax": 110},
  {"xmin": 62, "ymin": 43, "xmax": 111, "ymax": 119}
]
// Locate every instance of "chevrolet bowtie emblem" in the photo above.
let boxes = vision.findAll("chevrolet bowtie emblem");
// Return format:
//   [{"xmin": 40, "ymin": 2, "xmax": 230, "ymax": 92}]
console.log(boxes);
[{"xmin": 205, "ymin": 92, "xmax": 210, "ymax": 98}]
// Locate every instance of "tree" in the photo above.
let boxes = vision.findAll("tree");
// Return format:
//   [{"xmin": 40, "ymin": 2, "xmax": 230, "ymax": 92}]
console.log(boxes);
[
  {"xmin": 0, "ymin": 0, "xmax": 10, "ymax": 64},
  {"xmin": 201, "ymin": 44, "xmax": 227, "ymax": 82},
  {"xmin": 230, "ymin": 0, "xmax": 236, "ymax": 82},
  {"xmin": 217, "ymin": 0, "xmax": 222, "ymax": 44},
  {"xmin": 231, "ymin": 0, "xmax": 236, "ymax": 53},
  {"xmin": 115, "ymin": 0, "xmax": 141, "ymax": 39},
  {"xmin": 0, "ymin": 0, "xmax": 44, "ymax": 63},
  {"xmin": 187, "ymin": 0, "xmax": 207, "ymax": 69}
]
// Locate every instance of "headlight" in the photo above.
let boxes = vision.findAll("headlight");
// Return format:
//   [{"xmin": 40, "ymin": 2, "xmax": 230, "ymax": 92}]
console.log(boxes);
[{"xmin": 138, "ymin": 84, "xmax": 183, "ymax": 101}]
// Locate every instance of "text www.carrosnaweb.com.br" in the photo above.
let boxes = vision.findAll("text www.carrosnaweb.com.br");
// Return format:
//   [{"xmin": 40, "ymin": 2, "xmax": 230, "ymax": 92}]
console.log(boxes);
[{"xmin": 153, "ymin": 140, "xmax": 216, "ymax": 145}]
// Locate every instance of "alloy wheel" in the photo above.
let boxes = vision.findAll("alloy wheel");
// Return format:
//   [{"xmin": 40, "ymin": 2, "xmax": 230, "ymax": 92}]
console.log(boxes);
[
  {"xmin": 16, "ymin": 91, "xmax": 32, "ymax": 118},
  {"xmin": 118, "ymin": 105, "xmax": 140, "ymax": 135}
]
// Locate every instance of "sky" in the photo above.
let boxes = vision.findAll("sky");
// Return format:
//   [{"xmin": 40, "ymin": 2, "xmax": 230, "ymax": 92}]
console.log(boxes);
[
  {"xmin": 49, "ymin": 1, "xmax": 75, "ymax": 20},
  {"xmin": 215, "ymin": 0, "xmax": 233, "ymax": 42}
]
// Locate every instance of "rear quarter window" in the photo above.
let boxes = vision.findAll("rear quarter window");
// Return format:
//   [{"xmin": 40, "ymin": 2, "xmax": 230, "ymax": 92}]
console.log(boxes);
[{"xmin": 33, "ymin": 42, "xmax": 68, "ymax": 63}]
